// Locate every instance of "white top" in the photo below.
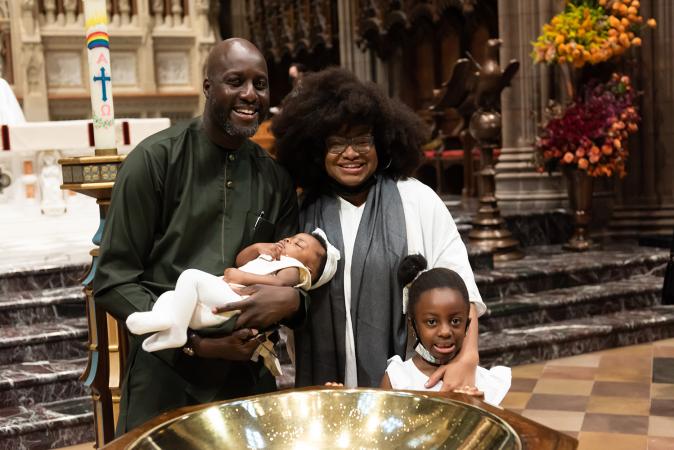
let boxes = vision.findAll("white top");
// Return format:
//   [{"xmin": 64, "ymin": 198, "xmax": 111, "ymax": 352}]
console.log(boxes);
[
  {"xmin": 385, "ymin": 355, "xmax": 512, "ymax": 407},
  {"xmin": 337, "ymin": 197, "xmax": 365, "ymax": 388},
  {"xmin": 238, "ymin": 254, "xmax": 312, "ymax": 290},
  {"xmin": 338, "ymin": 178, "xmax": 486, "ymax": 387},
  {"xmin": 0, "ymin": 78, "xmax": 25, "ymax": 125}
]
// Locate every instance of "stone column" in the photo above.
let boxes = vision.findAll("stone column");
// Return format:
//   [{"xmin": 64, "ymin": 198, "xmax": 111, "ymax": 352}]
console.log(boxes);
[
  {"xmin": 636, "ymin": 0, "xmax": 674, "ymax": 205},
  {"xmin": 495, "ymin": 0, "xmax": 566, "ymax": 211},
  {"xmin": 230, "ymin": 0, "xmax": 249, "ymax": 39},
  {"xmin": 337, "ymin": 0, "xmax": 386, "ymax": 87},
  {"xmin": 605, "ymin": 0, "xmax": 674, "ymax": 238},
  {"xmin": 11, "ymin": 0, "xmax": 49, "ymax": 120}
]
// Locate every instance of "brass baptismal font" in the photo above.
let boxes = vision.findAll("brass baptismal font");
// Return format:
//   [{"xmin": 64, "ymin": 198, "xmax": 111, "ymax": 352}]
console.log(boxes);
[{"xmin": 105, "ymin": 389, "xmax": 577, "ymax": 450}]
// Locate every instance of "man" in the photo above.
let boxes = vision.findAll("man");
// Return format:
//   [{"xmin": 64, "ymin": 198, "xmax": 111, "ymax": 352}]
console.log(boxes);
[{"xmin": 93, "ymin": 38, "xmax": 303, "ymax": 434}]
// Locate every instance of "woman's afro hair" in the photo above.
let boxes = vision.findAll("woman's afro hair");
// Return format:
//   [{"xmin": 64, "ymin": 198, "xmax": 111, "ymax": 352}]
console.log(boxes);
[{"xmin": 271, "ymin": 67, "xmax": 429, "ymax": 190}]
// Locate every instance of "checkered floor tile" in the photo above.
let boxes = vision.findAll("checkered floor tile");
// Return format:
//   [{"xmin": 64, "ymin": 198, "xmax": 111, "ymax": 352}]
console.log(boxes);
[{"xmin": 502, "ymin": 338, "xmax": 674, "ymax": 450}]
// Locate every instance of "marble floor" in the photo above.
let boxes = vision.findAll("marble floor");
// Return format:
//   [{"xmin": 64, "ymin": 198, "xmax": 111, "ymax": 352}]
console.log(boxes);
[{"xmin": 502, "ymin": 338, "xmax": 674, "ymax": 450}]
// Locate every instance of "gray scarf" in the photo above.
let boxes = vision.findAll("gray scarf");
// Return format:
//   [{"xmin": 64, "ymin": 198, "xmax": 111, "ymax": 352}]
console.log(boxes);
[{"xmin": 295, "ymin": 176, "xmax": 408, "ymax": 387}]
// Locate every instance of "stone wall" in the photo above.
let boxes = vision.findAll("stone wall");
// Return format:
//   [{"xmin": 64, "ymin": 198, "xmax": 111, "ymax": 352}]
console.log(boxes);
[{"xmin": 4, "ymin": 0, "xmax": 215, "ymax": 121}]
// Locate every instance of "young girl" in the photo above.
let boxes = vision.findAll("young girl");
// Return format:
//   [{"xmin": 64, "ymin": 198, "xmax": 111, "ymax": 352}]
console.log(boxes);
[
  {"xmin": 380, "ymin": 255, "xmax": 511, "ymax": 407},
  {"xmin": 125, "ymin": 229, "xmax": 340, "ymax": 354}
]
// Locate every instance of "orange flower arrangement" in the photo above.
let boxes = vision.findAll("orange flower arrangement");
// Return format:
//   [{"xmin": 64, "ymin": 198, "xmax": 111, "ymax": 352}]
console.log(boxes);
[{"xmin": 532, "ymin": 0, "xmax": 656, "ymax": 68}]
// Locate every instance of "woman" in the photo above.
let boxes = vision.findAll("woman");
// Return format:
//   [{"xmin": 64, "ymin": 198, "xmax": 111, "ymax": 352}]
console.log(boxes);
[{"xmin": 272, "ymin": 67, "xmax": 486, "ymax": 390}]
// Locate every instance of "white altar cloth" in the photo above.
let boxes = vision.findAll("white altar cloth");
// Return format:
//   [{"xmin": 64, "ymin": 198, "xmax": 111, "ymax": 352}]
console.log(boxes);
[{"xmin": 1, "ymin": 118, "xmax": 170, "ymax": 152}]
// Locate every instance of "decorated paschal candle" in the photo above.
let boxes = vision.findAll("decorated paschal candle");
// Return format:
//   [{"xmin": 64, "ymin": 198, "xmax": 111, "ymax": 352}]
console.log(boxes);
[{"xmin": 84, "ymin": 0, "xmax": 116, "ymax": 155}]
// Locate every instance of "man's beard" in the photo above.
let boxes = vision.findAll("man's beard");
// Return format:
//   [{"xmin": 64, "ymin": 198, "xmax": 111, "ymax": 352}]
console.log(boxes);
[
  {"xmin": 224, "ymin": 118, "xmax": 259, "ymax": 137},
  {"xmin": 215, "ymin": 104, "xmax": 259, "ymax": 138}
]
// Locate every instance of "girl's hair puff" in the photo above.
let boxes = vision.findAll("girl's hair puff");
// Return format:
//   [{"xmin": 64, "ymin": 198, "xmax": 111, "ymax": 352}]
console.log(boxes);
[{"xmin": 398, "ymin": 254, "xmax": 470, "ymax": 319}]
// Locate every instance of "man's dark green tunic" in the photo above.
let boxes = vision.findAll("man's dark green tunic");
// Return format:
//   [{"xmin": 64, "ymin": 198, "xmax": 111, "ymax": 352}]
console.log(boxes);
[{"xmin": 93, "ymin": 118, "xmax": 298, "ymax": 433}]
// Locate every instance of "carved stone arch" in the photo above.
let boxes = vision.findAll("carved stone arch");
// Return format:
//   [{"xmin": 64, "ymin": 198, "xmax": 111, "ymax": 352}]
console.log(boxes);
[
  {"xmin": 382, "ymin": 8, "xmax": 408, "ymax": 34},
  {"xmin": 408, "ymin": 2, "xmax": 438, "ymax": 28}
]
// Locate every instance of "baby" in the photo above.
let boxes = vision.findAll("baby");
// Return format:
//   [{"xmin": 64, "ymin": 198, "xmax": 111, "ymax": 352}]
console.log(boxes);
[
  {"xmin": 380, "ymin": 255, "xmax": 511, "ymax": 407},
  {"xmin": 125, "ymin": 229, "xmax": 339, "ymax": 363}
]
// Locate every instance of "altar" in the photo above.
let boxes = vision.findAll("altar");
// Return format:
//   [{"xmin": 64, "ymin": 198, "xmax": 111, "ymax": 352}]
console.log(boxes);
[{"xmin": 0, "ymin": 118, "xmax": 169, "ymax": 210}]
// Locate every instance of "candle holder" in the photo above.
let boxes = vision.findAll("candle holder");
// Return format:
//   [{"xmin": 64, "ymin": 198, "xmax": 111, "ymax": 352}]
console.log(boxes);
[
  {"xmin": 467, "ymin": 39, "xmax": 523, "ymax": 261},
  {"xmin": 58, "ymin": 0, "xmax": 127, "ymax": 445}
]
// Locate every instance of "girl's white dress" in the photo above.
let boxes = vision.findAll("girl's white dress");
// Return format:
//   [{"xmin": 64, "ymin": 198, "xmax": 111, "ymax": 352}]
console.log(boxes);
[{"xmin": 385, "ymin": 355, "xmax": 512, "ymax": 407}]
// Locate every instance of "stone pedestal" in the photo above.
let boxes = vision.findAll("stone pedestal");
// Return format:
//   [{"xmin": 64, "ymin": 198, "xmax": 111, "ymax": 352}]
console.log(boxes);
[{"xmin": 60, "ymin": 154, "xmax": 127, "ymax": 447}]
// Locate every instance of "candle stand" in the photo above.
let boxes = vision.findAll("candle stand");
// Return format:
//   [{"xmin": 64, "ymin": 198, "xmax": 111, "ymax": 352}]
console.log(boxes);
[
  {"xmin": 59, "ymin": 0, "xmax": 128, "ymax": 445},
  {"xmin": 467, "ymin": 39, "xmax": 523, "ymax": 261}
]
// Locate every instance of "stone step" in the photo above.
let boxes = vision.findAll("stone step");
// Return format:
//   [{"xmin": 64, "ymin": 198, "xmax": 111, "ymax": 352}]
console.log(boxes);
[
  {"xmin": 0, "ymin": 359, "xmax": 88, "ymax": 409},
  {"xmin": 0, "ymin": 318, "xmax": 88, "ymax": 365},
  {"xmin": 0, "ymin": 286, "xmax": 86, "ymax": 326},
  {"xmin": 481, "ymin": 274, "xmax": 663, "ymax": 332},
  {"xmin": 474, "ymin": 244, "xmax": 668, "ymax": 300},
  {"xmin": 0, "ymin": 396, "xmax": 94, "ymax": 450},
  {"xmin": 480, "ymin": 305, "xmax": 674, "ymax": 367},
  {"xmin": 0, "ymin": 263, "xmax": 88, "ymax": 296}
]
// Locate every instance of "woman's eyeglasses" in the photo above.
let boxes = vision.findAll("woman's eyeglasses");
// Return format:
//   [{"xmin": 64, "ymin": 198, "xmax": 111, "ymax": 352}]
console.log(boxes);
[{"xmin": 326, "ymin": 136, "xmax": 374, "ymax": 155}]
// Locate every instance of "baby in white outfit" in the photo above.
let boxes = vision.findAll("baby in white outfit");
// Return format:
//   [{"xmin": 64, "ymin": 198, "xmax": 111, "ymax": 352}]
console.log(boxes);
[{"xmin": 126, "ymin": 229, "xmax": 339, "ymax": 357}]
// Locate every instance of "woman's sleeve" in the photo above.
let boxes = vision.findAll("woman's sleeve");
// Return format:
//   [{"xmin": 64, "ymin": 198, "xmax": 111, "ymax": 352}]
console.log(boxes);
[{"xmin": 410, "ymin": 180, "xmax": 487, "ymax": 317}]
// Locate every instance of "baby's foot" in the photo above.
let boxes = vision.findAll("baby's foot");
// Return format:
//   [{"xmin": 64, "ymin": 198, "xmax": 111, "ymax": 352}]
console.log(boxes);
[
  {"xmin": 141, "ymin": 327, "xmax": 188, "ymax": 352},
  {"xmin": 126, "ymin": 312, "xmax": 173, "ymax": 335}
]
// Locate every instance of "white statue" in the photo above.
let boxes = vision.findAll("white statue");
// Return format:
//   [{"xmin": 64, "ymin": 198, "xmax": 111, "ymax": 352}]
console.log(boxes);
[{"xmin": 38, "ymin": 150, "xmax": 66, "ymax": 215}]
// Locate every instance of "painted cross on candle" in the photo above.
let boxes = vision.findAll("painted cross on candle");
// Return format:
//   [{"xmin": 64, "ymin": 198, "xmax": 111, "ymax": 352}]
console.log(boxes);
[
  {"xmin": 84, "ymin": 0, "xmax": 116, "ymax": 153},
  {"xmin": 93, "ymin": 67, "xmax": 111, "ymax": 102}
]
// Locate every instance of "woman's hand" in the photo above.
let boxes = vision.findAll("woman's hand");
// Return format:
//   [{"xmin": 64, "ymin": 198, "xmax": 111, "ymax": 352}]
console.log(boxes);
[
  {"xmin": 427, "ymin": 303, "xmax": 480, "ymax": 391},
  {"xmin": 213, "ymin": 284, "xmax": 300, "ymax": 329},
  {"xmin": 187, "ymin": 329, "xmax": 259, "ymax": 361},
  {"xmin": 324, "ymin": 382, "xmax": 344, "ymax": 387},
  {"xmin": 425, "ymin": 348, "xmax": 479, "ymax": 392}
]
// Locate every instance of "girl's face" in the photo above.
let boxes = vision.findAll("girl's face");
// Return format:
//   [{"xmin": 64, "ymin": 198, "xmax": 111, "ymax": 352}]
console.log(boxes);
[{"xmin": 413, "ymin": 288, "xmax": 469, "ymax": 365}]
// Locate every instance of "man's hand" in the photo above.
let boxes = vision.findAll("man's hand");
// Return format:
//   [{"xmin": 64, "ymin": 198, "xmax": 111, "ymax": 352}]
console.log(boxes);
[
  {"xmin": 254, "ymin": 242, "xmax": 284, "ymax": 260},
  {"xmin": 187, "ymin": 328, "xmax": 260, "ymax": 360},
  {"xmin": 212, "ymin": 284, "xmax": 300, "ymax": 329}
]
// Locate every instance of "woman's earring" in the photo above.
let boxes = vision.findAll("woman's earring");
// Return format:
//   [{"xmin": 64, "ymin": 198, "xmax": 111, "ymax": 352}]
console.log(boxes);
[{"xmin": 380, "ymin": 156, "xmax": 392, "ymax": 171}]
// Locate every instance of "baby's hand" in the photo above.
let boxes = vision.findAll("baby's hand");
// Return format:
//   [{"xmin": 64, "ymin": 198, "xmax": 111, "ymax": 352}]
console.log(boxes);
[
  {"xmin": 255, "ymin": 242, "xmax": 284, "ymax": 260},
  {"xmin": 223, "ymin": 267, "xmax": 245, "ymax": 284}
]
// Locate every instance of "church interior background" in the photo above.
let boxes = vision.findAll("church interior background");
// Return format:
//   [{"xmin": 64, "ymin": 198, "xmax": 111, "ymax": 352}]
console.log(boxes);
[{"xmin": 1, "ymin": 0, "xmax": 674, "ymax": 449}]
